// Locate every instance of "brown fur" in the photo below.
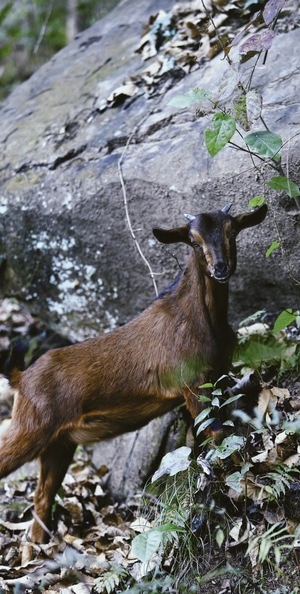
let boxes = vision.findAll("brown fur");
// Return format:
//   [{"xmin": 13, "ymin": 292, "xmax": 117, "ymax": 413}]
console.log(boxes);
[{"xmin": 0, "ymin": 205, "xmax": 267, "ymax": 542}]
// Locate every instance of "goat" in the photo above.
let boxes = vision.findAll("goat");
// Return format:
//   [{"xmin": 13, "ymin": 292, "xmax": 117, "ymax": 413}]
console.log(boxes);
[{"xmin": 0, "ymin": 203, "xmax": 267, "ymax": 542}]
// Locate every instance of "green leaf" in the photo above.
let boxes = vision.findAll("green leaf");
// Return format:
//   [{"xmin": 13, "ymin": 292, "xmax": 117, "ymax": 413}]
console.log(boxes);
[
  {"xmin": 131, "ymin": 529, "xmax": 163, "ymax": 563},
  {"xmin": 212, "ymin": 388, "xmax": 222, "ymax": 396},
  {"xmin": 222, "ymin": 420, "xmax": 235, "ymax": 426},
  {"xmin": 265, "ymin": 241, "xmax": 280, "ymax": 257},
  {"xmin": 220, "ymin": 393, "xmax": 243, "ymax": 408},
  {"xmin": 225, "ymin": 470, "xmax": 244, "ymax": 493},
  {"xmin": 151, "ymin": 446, "xmax": 191, "ymax": 482},
  {"xmin": 244, "ymin": 131, "xmax": 282, "ymax": 161},
  {"xmin": 156, "ymin": 522, "xmax": 184, "ymax": 534},
  {"xmin": 248, "ymin": 196, "xmax": 265, "ymax": 208},
  {"xmin": 195, "ymin": 407, "xmax": 212, "ymax": 426},
  {"xmin": 274, "ymin": 545, "xmax": 281, "ymax": 567},
  {"xmin": 94, "ymin": 568, "xmax": 126, "ymax": 594},
  {"xmin": 273, "ymin": 309, "xmax": 298, "ymax": 333},
  {"xmin": 215, "ymin": 528, "xmax": 225, "ymax": 548},
  {"xmin": 131, "ymin": 523, "xmax": 183, "ymax": 564},
  {"xmin": 232, "ymin": 92, "xmax": 248, "ymax": 130},
  {"xmin": 209, "ymin": 435, "xmax": 245, "ymax": 462},
  {"xmin": 169, "ymin": 88, "xmax": 212, "ymax": 108},
  {"xmin": 0, "ymin": 2, "xmax": 12, "ymax": 26},
  {"xmin": 235, "ymin": 339, "xmax": 286, "ymax": 368},
  {"xmin": 267, "ymin": 175, "xmax": 300, "ymax": 198},
  {"xmin": 205, "ymin": 113, "xmax": 236, "ymax": 157},
  {"xmin": 196, "ymin": 416, "xmax": 216, "ymax": 436},
  {"xmin": 198, "ymin": 394, "xmax": 212, "ymax": 403}
]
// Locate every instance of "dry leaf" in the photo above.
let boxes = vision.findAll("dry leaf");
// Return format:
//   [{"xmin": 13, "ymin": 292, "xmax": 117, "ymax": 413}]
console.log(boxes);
[
  {"xmin": 257, "ymin": 387, "xmax": 277, "ymax": 415},
  {"xmin": 271, "ymin": 386, "xmax": 290, "ymax": 402},
  {"xmin": 228, "ymin": 517, "xmax": 255, "ymax": 546},
  {"xmin": 283, "ymin": 452, "xmax": 300, "ymax": 468},
  {"xmin": 263, "ymin": 508, "xmax": 285, "ymax": 524},
  {"xmin": 130, "ymin": 517, "xmax": 153, "ymax": 533},
  {"xmin": 0, "ymin": 519, "xmax": 32, "ymax": 532},
  {"xmin": 107, "ymin": 82, "xmax": 139, "ymax": 104}
]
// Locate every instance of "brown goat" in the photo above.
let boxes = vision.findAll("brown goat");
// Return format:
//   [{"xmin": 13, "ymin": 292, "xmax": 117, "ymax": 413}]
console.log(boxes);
[{"xmin": 0, "ymin": 204, "xmax": 267, "ymax": 542}]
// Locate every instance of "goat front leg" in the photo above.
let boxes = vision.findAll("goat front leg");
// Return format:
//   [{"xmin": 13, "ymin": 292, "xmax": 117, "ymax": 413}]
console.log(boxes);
[
  {"xmin": 183, "ymin": 385, "xmax": 203, "ymax": 419},
  {"xmin": 183, "ymin": 385, "xmax": 223, "ymax": 445},
  {"xmin": 32, "ymin": 434, "xmax": 77, "ymax": 543}
]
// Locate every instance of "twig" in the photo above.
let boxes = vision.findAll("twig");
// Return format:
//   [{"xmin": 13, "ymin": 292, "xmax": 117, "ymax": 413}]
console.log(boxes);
[
  {"xmin": 33, "ymin": 0, "xmax": 56, "ymax": 55},
  {"xmin": 200, "ymin": 0, "xmax": 232, "ymax": 65},
  {"xmin": 118, "ymin": 116, "xmax": 158, "ymax": 296},
  {"xmin": 284, "ymin": 131, "xmax": 300, "ymax": 211}
]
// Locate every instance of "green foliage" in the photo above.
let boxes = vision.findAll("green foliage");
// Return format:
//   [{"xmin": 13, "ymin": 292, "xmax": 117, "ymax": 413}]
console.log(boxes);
[
  {"xmin": 131, "ymin": 528, "xmax": 164, "ymax": 563},
  {"xmin": 151, "ymin": 446, "xmax": 192, "ymax": 481},
  {"xmin": 0, "ymin": 2, "xmax": 12, "ymax": 26},
  {"xmin": 94, "ymin": 565, "xmax": 129, "ymax": 593},
  {"xmin": 235, "ymin": 320, "xmax": 299, "ymax": 373},
  {"xmin": 247, "ymin": 523, "xmax": 300, "ymax": 568},
  {"xmin": 248, "ymin": 195, "xmax": 265, "ymax": 208},
  {"xmin": 207, "ymin": 435, "xmax": 245, "ymax": 463},
  {"xmin": 263, "ymin": 466, "xmax": 294, "ymax": 499},
  {"xmin": 168, "ymin": 88, "xmax": 212, "ymax": 108},
  {"xmin": 132, "ymin": 523, "xmax": 183, "ymax": 564},
  {"xmin": 130, "ymin": 314, "xmax": 299, "ymax": 590},
  {"xmin": 130, "ymin": 1, "xmax": 299, "ymax": 590},
  {"xmin": 244, "ymin": 131, "xmax": 282, "ymax": 161},
  {"xmin": 168, "ymin": 0, "xmax": 299, "ymax": 213},
  {"xmin": 268, "ymin": 176, "xmax": 300, "ymax": 198},
  {"xmin": 205, "ymin": 113, "xmax": 236, "ymax": 157},
  {"xmin": 0, "ymin": 0, "xmax": 120, "ymax": 101},
  {"xmin": 273, "ymin": 309, "xmax": 300, "ymax": 333},
  {"xmin": 265, "ymin": 240, "xmax": 280, "ymax": 257}
]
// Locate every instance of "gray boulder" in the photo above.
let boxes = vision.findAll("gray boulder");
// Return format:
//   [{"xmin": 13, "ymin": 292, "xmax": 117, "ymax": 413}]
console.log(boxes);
[{"xmin": 0, "ymin": 0, "xmax": 299, "ymax": 499}]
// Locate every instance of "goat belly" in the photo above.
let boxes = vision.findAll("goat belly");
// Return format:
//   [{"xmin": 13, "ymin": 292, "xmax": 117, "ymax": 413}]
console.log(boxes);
[{"xmin": 68, "ymin": 393, "xmax": 183, "ymax": 444}]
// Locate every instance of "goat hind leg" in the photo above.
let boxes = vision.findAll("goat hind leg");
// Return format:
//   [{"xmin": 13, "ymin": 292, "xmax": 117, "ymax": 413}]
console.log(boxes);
[
  {"xmin": 0, "ymin": 419, "xmax": 49, "ymax": 479},
  {"xmin": 32, "ymin": 434, "xmax": 77, "ymax": 543}
]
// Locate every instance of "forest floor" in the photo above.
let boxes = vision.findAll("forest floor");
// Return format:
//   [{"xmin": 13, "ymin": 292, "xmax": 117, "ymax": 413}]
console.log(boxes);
[{"xmin": 0, "ymin": 298, "xmax": 299, "ymax": 594}]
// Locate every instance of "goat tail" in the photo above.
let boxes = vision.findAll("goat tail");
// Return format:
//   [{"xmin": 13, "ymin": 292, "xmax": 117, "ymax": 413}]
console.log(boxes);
[{"xmin": 4, "ymin": 338, "xmax": 28, "ymax": 387}]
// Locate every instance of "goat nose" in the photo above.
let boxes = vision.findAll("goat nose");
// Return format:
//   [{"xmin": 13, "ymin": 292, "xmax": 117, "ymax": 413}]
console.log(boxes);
[{"xmin": 214, "ymin": 262, "xmax": 228, "ymax": 279}]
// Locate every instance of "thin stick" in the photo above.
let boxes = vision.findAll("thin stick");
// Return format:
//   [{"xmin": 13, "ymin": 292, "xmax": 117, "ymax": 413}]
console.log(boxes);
[
  {"xmin": 33, "ymin": 0, "xmax": 56, "ymax": 55},
  {"xmin": 285, "ymin": 131, "xmax": 300, "ymax": 211},
  {"xmin": 118, "ymin": 117, "xmax": 159, "ymax": 296}
]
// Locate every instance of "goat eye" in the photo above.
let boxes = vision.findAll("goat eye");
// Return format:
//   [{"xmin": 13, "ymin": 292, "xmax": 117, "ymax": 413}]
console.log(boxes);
[{"xmin": 192, "ymin": 241, "xmax": 202, "ymax": 251}]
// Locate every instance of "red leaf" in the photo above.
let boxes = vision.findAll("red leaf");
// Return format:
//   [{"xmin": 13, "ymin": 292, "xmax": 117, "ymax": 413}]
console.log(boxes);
[
  {"xmin": 263, "ymin": 0, "xmax": 286, "ymax": 25},
  {"xmin": 239, "ymin": 30, "xmax": 275, "ymax": 55}
]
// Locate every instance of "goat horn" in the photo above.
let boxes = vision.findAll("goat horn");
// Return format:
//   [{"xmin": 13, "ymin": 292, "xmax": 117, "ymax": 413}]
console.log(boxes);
[
  {"xmin": 184, "ymin": 213, "xmax": 196, "ymax": 222},
  {"xmin": 222, "ymin": 204, "xmax": 232, "ymax": 213}
]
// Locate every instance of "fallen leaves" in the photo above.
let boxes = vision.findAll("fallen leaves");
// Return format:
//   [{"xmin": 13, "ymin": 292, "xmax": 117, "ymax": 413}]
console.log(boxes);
[
  {"xmin": 0, "ymin": 452, "xmax": 135, "ymax": 591},
  {"xmin": 98, "ymin": 0, "xmax": 292, "ymax": 111},
  {"xmin": 0, "ymin": 298, "xmax": 299, "ymax": 588}
]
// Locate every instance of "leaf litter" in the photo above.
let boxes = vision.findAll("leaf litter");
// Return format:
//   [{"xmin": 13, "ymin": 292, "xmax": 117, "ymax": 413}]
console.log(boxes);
[
  {"xmin": 97, "ymin": 0, "xmax": 298, "ymax": 110},
  {"xmin": 0, "ymin": 298, "xmax": 299, "ymax": 590}
]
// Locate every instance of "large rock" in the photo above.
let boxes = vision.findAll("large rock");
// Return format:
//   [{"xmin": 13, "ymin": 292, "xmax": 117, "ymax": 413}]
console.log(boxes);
[{"xmin": 0, "ymin": 0, "xmax": 299, "ymax": 499}]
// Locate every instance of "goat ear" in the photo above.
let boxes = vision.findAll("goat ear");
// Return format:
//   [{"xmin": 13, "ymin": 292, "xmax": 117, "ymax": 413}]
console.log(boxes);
[
  {"xmin": 153, "ymin": 225, "xmax": 191, "ymax": 245},
  {"xmin": 235, "ymin": 204, "xmax": 268, "ymax": 232}
]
